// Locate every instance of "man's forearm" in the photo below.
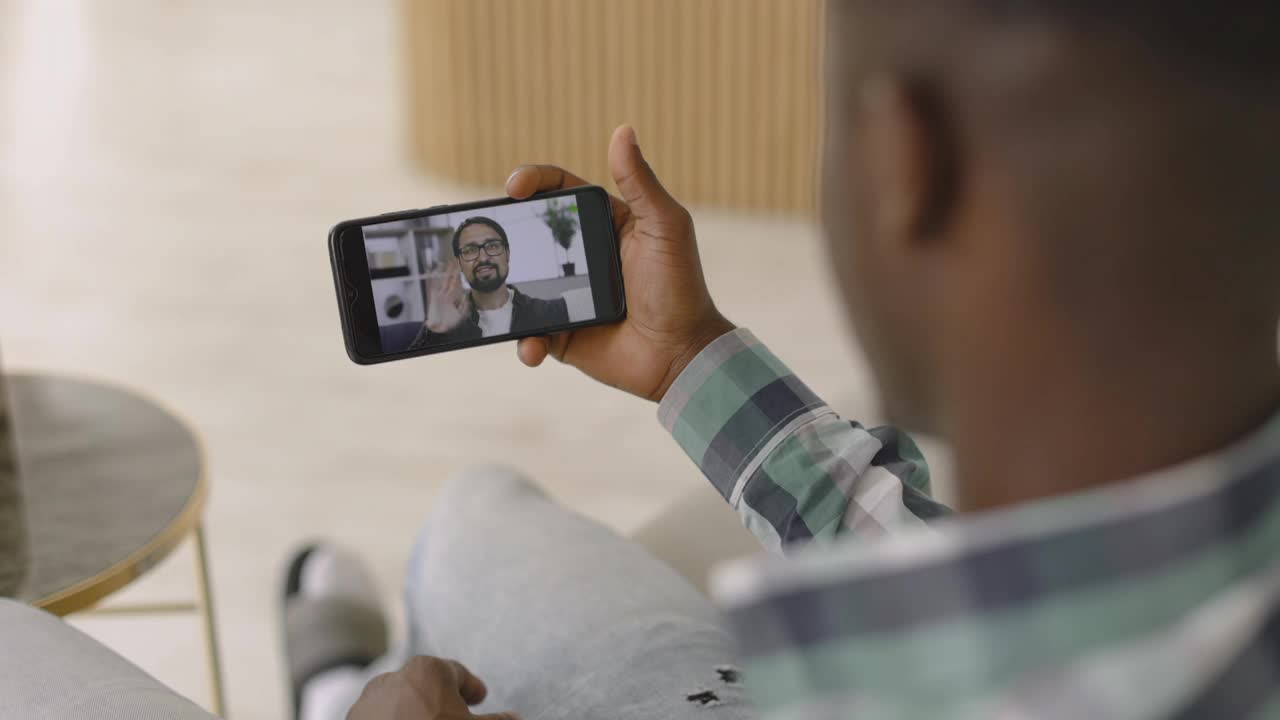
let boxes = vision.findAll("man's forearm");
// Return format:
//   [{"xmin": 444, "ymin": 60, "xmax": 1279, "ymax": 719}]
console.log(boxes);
[{"xmin": 658, "ymin": 328, "xmax": 949, "ymax": 553}]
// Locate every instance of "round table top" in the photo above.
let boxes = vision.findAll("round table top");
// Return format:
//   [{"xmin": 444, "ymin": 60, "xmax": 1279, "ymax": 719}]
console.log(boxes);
[{"xmin": 0, "ymin": 373, "xmax": 205, "ymax": 616}]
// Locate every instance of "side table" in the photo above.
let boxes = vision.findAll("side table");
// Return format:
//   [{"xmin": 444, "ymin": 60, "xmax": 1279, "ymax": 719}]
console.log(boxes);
[{"xmin": 0, "ymin": 373, "xmax": 225, "ymax": 717}]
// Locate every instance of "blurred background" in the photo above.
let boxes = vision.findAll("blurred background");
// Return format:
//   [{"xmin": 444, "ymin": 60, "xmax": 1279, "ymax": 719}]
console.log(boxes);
[{"xmin": 0, "ymin": 0, "xmax": 950, "ymax": 717}]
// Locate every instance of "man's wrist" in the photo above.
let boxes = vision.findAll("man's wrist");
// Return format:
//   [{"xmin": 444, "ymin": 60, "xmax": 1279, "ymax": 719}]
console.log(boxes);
[{"xmin": 649, "ymin": 313, "xmax": 737, "ymax": 403}]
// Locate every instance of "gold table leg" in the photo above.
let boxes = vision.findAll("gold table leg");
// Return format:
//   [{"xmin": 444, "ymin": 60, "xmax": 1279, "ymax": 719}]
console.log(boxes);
[
  {"xmin": 70, "ymin": 526, "xmax": 229, "ymax": 716},
  {"xmin": 194, "ymin": 524, "xmax": 227, "ymax": 718}
]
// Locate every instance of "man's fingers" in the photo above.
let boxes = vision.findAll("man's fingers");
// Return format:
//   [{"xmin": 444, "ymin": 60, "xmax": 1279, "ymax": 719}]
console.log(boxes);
[
  {"xmin": 544, "ymin": 332, "xmax": 571, "ymax": 363},
  {"xmin": 444, "ymin": 659, "xmax": 489, "ymax": 706},
  {"xmin": 608, "ymin": 124, "xmax": 678, "ymax": 219},
  {"xmin": 517, "ymin": 337, "xmax": 549, "ymax": 367},
  {"xmin": 505, "ymin": 163, "xmax": 630, "ymax": 227},
  {"xmin": 400, "ymin": 657, "xmax": 488, "ymax": 705},
  {"xmin": 505, "ymin": 164, "xmax": 589, "ymax": 199},
  {"xmin": 516, "ymin": 334, "xmax": 571, "ymax": 366},
  {"xmin": 547, "ymin": 333, "xmax": 573, "ymax": 361}
]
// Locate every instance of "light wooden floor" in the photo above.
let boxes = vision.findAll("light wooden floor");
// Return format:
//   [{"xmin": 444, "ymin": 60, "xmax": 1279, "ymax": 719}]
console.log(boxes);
[{"xmin": 0, "ymin": 1, "xmax": 951, "ymax": 717}]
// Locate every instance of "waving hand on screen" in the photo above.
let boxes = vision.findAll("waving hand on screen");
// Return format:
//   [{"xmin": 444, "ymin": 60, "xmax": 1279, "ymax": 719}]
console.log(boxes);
[{"xmin": 423, "ymin": 257, "xmax": 469, "ymax": 334}]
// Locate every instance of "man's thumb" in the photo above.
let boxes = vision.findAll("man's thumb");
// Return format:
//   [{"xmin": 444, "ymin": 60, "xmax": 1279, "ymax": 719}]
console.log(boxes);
[{"xmin": 608, "ymin": 125, "xmax": 676, "ymax": 218}]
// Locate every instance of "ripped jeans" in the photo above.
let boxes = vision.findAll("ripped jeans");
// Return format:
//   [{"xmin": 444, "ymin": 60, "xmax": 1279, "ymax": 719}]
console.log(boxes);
[{"xmin": 330, "ymin": 465, "xmax": 754, "ymax": 719}]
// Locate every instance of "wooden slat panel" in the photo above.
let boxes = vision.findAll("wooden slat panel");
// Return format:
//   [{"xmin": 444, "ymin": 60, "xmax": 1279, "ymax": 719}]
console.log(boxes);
[{"xmin": 406, "ymin": 0, "xmax": 821, "ymax": 214}]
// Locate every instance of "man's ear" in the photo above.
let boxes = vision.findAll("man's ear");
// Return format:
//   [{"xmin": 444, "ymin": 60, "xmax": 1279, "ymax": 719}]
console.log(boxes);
[{"xmin": 856, "ymin": 75, "xmax": 958, "ymax": 243}]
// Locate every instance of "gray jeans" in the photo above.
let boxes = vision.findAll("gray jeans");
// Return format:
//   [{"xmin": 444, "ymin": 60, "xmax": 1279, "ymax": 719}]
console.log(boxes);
[{"xmin": 0, "ymin": 466, "xmax": 753, "ymax": 719}]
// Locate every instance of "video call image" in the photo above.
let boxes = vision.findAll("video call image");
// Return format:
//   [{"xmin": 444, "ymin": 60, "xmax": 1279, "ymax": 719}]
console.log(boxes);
[{"xmin": 362, "ymin": 197, "xmax": 596, "ymax": 353}]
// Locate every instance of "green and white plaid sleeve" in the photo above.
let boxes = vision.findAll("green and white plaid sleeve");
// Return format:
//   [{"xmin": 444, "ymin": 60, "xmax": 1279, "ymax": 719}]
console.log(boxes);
[
  {"xmin": 710, "ymin": 414, "xmax": 1280, "ymax": 720},
  {"xmin": 658, "ymin": 328, "xmax": 948, "ymax": 552}
]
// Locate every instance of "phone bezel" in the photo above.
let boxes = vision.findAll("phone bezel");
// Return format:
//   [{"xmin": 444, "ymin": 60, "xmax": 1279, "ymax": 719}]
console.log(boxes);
[{"xmin": 328, "ymin": 186, "xmax": 624, "ymax": 365}]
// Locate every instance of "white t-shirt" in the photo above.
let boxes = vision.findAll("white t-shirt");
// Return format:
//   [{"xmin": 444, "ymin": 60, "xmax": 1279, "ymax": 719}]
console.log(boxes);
[{"xmin": 476, "ymin": 287, "xmax": 515, "ymax": 337}]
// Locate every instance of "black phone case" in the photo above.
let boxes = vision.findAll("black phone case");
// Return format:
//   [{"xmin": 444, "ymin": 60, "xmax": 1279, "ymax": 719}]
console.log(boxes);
[{"xmin": 329, "ymin": 186, "xmax": 625, "ymax": 365}]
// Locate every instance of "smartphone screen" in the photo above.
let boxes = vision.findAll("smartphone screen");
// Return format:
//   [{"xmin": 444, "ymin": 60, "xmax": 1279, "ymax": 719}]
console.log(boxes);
[{"xmin": 329, "ymin": 186, "xmax": 624, "ymax": 364}]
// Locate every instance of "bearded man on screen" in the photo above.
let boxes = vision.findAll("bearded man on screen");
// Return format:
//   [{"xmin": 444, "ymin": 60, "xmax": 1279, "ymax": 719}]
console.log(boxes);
[{"xmin": 410, "ymin": 216, "xmax": 569, "ymax": 346}]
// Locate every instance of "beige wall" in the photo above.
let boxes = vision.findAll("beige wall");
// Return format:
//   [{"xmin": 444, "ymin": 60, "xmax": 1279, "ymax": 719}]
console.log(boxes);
[{"xmin": 404, "ymin": 0, "xmax": 823, "ymax": 213}]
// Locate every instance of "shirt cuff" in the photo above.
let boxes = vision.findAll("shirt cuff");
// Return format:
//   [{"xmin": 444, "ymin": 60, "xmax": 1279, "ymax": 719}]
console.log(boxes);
[{"xmin": 658, "ymin": 328, "xmax": 826, "ymax": 503}]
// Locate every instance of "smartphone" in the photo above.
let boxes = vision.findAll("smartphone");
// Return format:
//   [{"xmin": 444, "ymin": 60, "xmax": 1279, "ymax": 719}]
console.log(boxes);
[{"xmin": 329, "ymin": 186, "xmax": 625, "ymax": 364}]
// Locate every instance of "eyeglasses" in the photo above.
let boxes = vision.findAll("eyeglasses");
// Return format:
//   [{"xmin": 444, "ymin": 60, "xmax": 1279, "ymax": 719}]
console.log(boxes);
[{"xmin": 457, "ymin": 239, "xmax": 508, "ymax": 261}]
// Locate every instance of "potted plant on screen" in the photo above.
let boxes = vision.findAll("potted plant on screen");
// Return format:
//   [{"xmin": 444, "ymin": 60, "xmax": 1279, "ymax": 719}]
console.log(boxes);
[{"xmin": 541, "ymin": 198, "xmax": 581, "ymax": 277}]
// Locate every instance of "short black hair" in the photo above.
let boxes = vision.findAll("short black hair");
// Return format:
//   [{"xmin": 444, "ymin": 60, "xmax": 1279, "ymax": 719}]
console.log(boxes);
[
  {"xmin": 452, "ymin": 216, "xmax": 509, "ymax": 256},
  {"xmin": 849, "ymin": 1, "xmax": 1280, "ymax": 89}
]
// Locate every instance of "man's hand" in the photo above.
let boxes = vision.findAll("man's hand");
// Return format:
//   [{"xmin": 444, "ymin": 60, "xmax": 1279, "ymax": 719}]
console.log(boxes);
[
  {"xmin": 509, "ymin": 125, "xmax": 735, "ymax": 402},
  {"xmin": 424, "ymin": 259, "xmax": 468, "ymax": 333},
  {"xmin": 347, "ymin": 656, "xmax": 518, "ymax": 720}
]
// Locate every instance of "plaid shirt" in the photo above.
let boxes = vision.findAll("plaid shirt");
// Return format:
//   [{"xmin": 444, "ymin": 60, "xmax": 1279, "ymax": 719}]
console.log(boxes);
[{"xmin": 659, "ymin": 328, "xmax": 1280, "ymax": 720}]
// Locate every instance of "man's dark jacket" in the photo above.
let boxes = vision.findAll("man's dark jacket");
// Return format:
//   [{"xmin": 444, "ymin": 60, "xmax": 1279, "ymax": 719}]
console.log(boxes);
[{"xmin": 408, "ymin": 286, "xmax": 569, "ymax": 349}]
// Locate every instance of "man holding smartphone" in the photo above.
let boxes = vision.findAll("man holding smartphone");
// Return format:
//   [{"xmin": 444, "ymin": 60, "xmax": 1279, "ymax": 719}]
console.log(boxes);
[
  {"xmin": 329, "ymin": 2, "xmax": 1280, "ymax": 717},
  {"xmin": 408, "ymin": 216, "xmax": 569, "ymax": 347},
  {"xmin": 3, "ymin": 2, "xmax": 1278, "ymax": 719}
]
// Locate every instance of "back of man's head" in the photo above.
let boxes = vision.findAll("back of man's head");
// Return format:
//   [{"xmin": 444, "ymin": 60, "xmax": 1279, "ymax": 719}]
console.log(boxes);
[{"xmin": 823, "ymin": 0, "xmax": 1280, "ymax": 506}]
